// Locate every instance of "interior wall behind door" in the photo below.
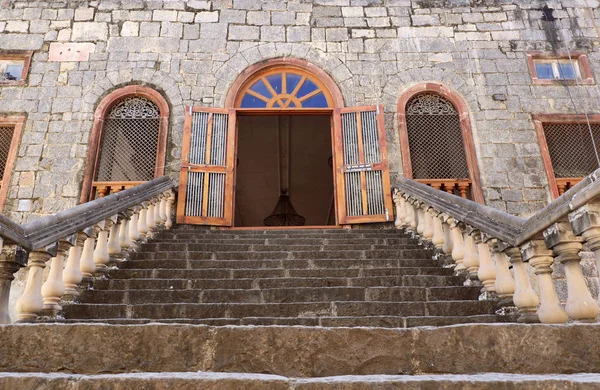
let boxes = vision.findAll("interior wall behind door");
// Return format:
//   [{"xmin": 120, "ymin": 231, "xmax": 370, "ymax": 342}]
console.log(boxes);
[{"xmin": 235, "ymin": 115, "xmax": 334, "ymax": 227}]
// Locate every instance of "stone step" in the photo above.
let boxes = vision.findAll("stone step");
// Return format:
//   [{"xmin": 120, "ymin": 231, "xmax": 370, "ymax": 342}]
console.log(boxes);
[
  {"xmin": 138, "ymin": 243, "xmax": 424, "ymax": 252},
  {"xmin": 2, "ymin": 324, "xmax": 599, "ymax": 376},
  {"xmin": 108, "ymin": 267, "xmax": 452, "ymax": 280},
  {"xmin": 153, "ymin": 237, "xmax": 418, "ymax": 245},
  {"xmin": 120, "ymin": 259, "xmax": 444, "ymax": 270},
  {"xmin": 64, "ymin": 300, "xmax": 496, "ymax": 319},
  {"xmin": 78, "ymin": 286, "xmax": 479, "ymax": 304},
  {"xmin": 6, "ymin": 372, "xmax": 600, "ymax": 389},
  {"xmin": 94, "ymin": 274, "xmax": 464, "ymax": 291}
]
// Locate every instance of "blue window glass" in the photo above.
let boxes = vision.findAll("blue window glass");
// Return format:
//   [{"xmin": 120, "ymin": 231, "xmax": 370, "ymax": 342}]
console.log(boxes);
[
  {"xmin": 286, "ymin": 73, "xmax": 303, "ymax": 94},
  {"xmin": 2, "ymin": 64, "xmax": 23, "ymax": 81},
  {"xmin": 249, "ymin": 79, "xmax": 272, "ymax": 99},
  {"xmin": 558, "ymin": 63, "xmax": 576, "ymax": 79},
  {"xmin": 535, "ymin": 63, "xmax": 554, "ymax": 79},
  {"xmin": 240, "ymin": 94, "xmax": 267, "ymax": 108},
  {"xmin": 273, "ymin": 101, "xmax": 280, "ymax": 107},
  {"xmin": 296, "ymin": 78, "xmax": 319, "ymax": 99},
  {"xmin": 301, "ymin": 92, "xmax": 328, "ymax": 108},
  {"xmin": 266, "ymin": 74, "xmax": 283, "ymax": 94}
]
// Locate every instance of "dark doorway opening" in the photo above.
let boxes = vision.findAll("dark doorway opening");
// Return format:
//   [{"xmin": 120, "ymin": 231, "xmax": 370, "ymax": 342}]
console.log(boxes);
[{"xmin": 234, "ymin": 114, "xmax": 336, "ymax": 227}]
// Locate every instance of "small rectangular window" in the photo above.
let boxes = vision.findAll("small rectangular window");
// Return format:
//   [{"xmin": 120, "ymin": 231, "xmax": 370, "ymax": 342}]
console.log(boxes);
[
  {"xmin": 527, "ymin": 52, "xmax": 594, "ymax": 85},
  {"xmin": 0, "ymin": 51, "xmax": 33, "ymax": 86}
]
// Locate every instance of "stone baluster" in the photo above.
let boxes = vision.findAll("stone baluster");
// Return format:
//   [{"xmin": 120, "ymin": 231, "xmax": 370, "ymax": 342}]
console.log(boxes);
[
  {"xmin": 521, "ymin": 239, "xmax": 568, "ymax": 324},
  {"xmin": 449, "ymin": 218, "xmax": 466, "ymax": 274},
  {"xmin": 119, "ymin": 212, "xmax": 132, "ymax": 259},
  {"xmin": 107, "ymin": 215, "xmax": 122, "ymax": 265},
  {"xmin": 441, "ymin": 215, "xmax": 453, "ymax": 258},
  {"xmin": 416, "ymin": 203, "xmax": 425, "ymax": 236},
  {"xmin": 403, "ymin": 197, "xmax": 415, "ymax": 233},
  {"xmin": 63, "ymin": 229, "xmax": 92, "ymax": 300},
  {"xmin": 94, "ymin": 220, "xmax": 111, "ymax": 277},
  {"xmin": 393, "ymin": 191, "xmax": 406, "ymax": 229},
  {"xmin": 154, "ymin": 195, "xmax": 163, "ymax": 229},
  {"xmin": 487, "ymin": 239, "xmax": 515, "ymax": 304},
  {"xmin": 431, "ymin": 210, "xmax": 444, "ymax": 252},
  {"xmin": 16, "ymin": 244, "xmax": 57, "ymax": 322},
  {"xmin": 138, "ymin": 203, "xmax": 149, "ymax": 241},
  {"xmin": 159, "ymin": 193, "xmax": 169, "ymax": 225},
  {"xmin": 80, "ymin": 224, "xmax": 100, "ymax": 287},
  {"xmin": 147, "ymin": 200, "xmax": 157, "ymax": 236},
  {"xmin": 129, "ymin": 207, "xmax": 141, "ymax": 245},
  {"xmin": 544, "ymin": 222, "xmax": 599, "ymax": 322},
  {"xmin": 504, "ymin": 247, "xmax": 539, "ymax": 323},
  {"xmin": 475, "ymin": 234, "xmax": 496, "ymax": 295},
  {"xmin": 41, "ymin": 235, "xmax": 76, "ymax": 316},
  {"xmin": 568, "ymin": 202, "xmax": 600, "ymax": 302},
  {"xmin": 0, "ymin": 244, "xmax": 25, "ymax": 324},
  {"xmin": 422, "ymin": 206, "xmax": 434, "ymax": 243},
  {"xmin": 462, "ymin": 228, "xmax": 480, "ymax": 281},
  {"xmin": 165, "ymin": 191, "xmax": 176, "ymax": 230}
]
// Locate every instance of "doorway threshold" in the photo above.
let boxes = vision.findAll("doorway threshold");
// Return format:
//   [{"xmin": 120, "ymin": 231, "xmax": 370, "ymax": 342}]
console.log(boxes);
[{"xmin": 222, "ymin": 225, "xmax": 344, "ymax": 230}]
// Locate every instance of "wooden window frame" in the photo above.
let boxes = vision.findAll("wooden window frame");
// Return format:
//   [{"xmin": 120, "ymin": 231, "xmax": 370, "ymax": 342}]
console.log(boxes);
[
  {"xmin": 527, "ymin": 52, "xmax": 594, "ymax": 85},
  {"xmin": 0, "ymin": 51, "xmax": 33, "ymax": 86},
  {"xmin": 80, "ymin": 85, "xmax": 170, "ymax": 203},
  {"xmin": 397, "ymin": 83, "xmax": 485, "ymax": 204},
  {"xmin": 533, "ymin": 114, "xmax": 600, "ymax": 199},
  {"xmin": 0, "ymin": 116, "xmax": 25, "ymax": 211}
]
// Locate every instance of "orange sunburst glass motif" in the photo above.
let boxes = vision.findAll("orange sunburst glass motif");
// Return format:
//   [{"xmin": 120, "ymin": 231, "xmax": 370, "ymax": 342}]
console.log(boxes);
[{"xmin": 237, "ymin": 70, "xmax": 332, "ymax": 108}]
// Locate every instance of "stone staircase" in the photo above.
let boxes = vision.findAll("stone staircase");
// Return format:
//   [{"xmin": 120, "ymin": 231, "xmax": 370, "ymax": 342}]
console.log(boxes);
[{"xmin": 62, "ymin": 226, "xmax": 506, "ymax": 327}]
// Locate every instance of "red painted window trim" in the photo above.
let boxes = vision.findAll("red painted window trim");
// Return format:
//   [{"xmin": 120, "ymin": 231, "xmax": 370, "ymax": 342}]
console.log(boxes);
[
  {"xmin": 397, "ymin": 83, "xmax": 485, "ymax": 204},
  {"xmin": 533, "ymin": 114, "xmax": 600, "ymax": 199},
  {"xmin": 0, "ymin": 115, "xmax": 25, "ymax": 211},
  {"xmin": 526, "ymin": 51, "xmax": 594, "ymax": 85},
  {"xmin": 80, "ymin": 85, "xmax": 170, "ymax": 203},
  {"xmin": 0, "ymin": 51, "xmax": 33, "ymax": 87}
]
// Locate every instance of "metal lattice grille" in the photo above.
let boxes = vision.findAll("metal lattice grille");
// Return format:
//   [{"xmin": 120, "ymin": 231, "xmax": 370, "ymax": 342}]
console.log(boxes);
[
  {"xmin": 406, "ymin": 93, "xmax": 470, "ymax": 180},
  {"xmin": 95, "ymin": 97, "xmax": 160, "ymax": 182},
  {"xmin": 0, "ymin": 126, "xmax": 15, "ymax": 181},
  {"xmin": 543, "ymin": 123, "xmax": 600, "ymax": 177}
]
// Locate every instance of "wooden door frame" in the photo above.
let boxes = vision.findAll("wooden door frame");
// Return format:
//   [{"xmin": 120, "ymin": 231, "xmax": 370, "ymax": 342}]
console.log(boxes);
[
  {"xmin": 397, "ymin": 83, "xmax": 485, "ymax": 204},
  {"xmin": 231, "ymin": 108, "xmax": 340, "ymax": 228}
]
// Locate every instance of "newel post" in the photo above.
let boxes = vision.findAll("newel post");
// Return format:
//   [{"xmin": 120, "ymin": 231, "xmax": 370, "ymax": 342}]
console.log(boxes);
[
  {"xmin": 569, "ymin": 202, "xmax": 600, "ymax": 302},
  {"xmin": 521, "ymin": 239, "xmax": 568, "ymax": 324},
  {"xmin": 544, "ymin": 222, "xmax": 599, "ymax": 322},
  {"xmin": 16, "ymin": 243, "xmax": 57, "ymax": 322},
  {"xmin": 0, "ymin": 243, "xmax": 27, "ymax": 324}
]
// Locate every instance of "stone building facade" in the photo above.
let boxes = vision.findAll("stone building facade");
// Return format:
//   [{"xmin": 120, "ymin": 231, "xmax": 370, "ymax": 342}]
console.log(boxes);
[{"xmin": 1, "ymin": 0, "xmax": 600, "ymax": 224}]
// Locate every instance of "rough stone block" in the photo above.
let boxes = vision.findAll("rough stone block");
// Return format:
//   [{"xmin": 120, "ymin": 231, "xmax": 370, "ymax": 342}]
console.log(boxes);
[
  {"xmin": 287, "ymin": 26, "xmax": 310, "ymax": 42},
  {"xmin": 195, "ymin": 11, "xmax": 219, "ymax": 23},
  {"xmin": 229, "ymin": 25, "xmax": 259, "ymax": 40},
  {"xmin": 72, "ymin": 22, "xmax": 108, "ymax": 41}
]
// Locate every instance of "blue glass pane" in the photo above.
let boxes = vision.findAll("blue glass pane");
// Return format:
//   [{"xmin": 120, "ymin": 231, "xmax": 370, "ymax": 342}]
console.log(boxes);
[
  {"xmin": 558, "ymin": 63, "xmax": 576, "ymax": 79},
  {"xmin": 535, "ymin": 63, "xmax": 554, "ymax": 79},
  {"xmin": 273, "ymin": 101, "xmax": 280, "ymax": 107},
  {"xmin": 249, "ymin": 79, "xmax": 272, "ymax": 99},
  {"xmin": 240, "ymin": 94, "xmax": 267, "ymax": 108},
  {"xmin": 4, "ymin": 65, "xmax": 23, "ymax": 81},
  {"xmin": 266, "ymin": 74, "xmax": 283, "ymax": 94},
  {"xmin": 289, "ymin": 101, "xmax": 297, "ymax": 108},
  {"xmin": 286, "ymin": 73, "xmax": 302, "ymax": 94},
  {"xmin": 297, "ymin": 78, "xmax": 318, "ymax": 99},
  {"xmin": 301, "ymin": 92, "xmax": 328, "ymax": 108}
]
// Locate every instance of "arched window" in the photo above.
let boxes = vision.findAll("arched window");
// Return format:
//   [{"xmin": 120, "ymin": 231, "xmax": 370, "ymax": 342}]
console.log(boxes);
[
  {"xmin": 398, "ymin": 84, "xmax": 484, "ymax": 203},
  {"xmin": 81, "ymin": 86, "xmax": 169, "ymax": 202}
]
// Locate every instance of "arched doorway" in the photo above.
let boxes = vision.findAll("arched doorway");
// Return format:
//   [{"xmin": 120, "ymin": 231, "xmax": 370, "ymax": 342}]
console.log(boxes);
[
  {"xmin": 176, "ymin": 58, "xmax": 394, "ymax": 227},
  {"xmin": 81, "ymin": 85, "xmax": 169, "ymax": 202},
  {"xmin": 398, "ymin": 83, "xmax": 484, "ymax": 203}
]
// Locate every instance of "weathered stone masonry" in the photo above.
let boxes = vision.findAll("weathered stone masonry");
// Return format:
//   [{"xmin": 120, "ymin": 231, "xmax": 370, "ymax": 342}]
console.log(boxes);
[{"xmin": 1, "ymin": 0, "xmax": 600, "ymax": 223}]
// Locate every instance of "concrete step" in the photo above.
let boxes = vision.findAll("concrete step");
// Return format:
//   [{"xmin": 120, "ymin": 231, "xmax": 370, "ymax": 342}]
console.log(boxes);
[
  {"xmin": 5, "ymin": 372, "xmax": 600, "ymax": 389},
  {"xmin": 64, "ymin": 300, "xmax": 496, "ymax": 319},
  {"xmin": 78, "ymin": 286, "xmax": 479, "ymax": 304},
  {"xmin": 1, "ymin": 324, "xmax": 599, "ymax": 376}
]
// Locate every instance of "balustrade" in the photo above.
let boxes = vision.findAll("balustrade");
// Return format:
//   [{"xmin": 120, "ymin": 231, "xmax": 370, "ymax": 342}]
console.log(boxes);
[
  {"xmin": 0, "ymin": 177, "xmax": 175, "ymax": 323},
  {"xmin": 393, "ymin": 170, "xmax": 600, "ymax": 325}
]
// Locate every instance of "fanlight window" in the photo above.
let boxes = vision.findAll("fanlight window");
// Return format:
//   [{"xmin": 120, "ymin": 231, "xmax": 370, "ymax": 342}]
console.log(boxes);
[
  {"xmin": 237, "ymin": 69, "xmax": 332, "ymax": 108},
  {"xmin": 95, "ymin": 97, "xmax": 160, "ymax": 182},
  {"xmin": 406, "ymin": 93, "xmax": 470, "ymax": 180}
]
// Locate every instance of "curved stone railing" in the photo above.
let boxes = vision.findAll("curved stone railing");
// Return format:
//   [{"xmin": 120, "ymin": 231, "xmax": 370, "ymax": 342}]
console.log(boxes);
[
  {"xmin": 0, "ymin": 176, "xmax": 176, "ymax": 324},
  {"xmin": 394, "ymin": 169, "xmax": 600, "ymax": 324}
]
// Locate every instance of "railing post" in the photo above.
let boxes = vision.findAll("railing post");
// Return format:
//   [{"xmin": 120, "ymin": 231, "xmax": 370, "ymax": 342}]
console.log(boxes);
[
  {"xmin": 154, "ymin": 194, "xmax": 164, "ymax": 229},
  {"xmin": 403, "ymin": 196, "xmax": 415, "ymax": 233},
  {"xmin": 16, "ymin": 244, "xmax": 57, "ymax": 322},
  {"xmin": 449, "ymin": 218, "xmax": 466, "ymax": 274},
  {"xmin": 80, "ymin": 225, "xmax": 99, "ymax": 288},
  {"xmin": 63, "ymin": 229, "xmax": 91, "ymax": 300},
  {"xmin": 415, "ymin": 202, "xmax": 425, "ymax": 236},
  {"xmin": 41, "ymin": 235, "xmax": 76, "ymax": 317},
  {"xmin": 146, "ymin": 200, "xmax": 157, "ymax": 237},
  {"xmin": 94, "ymin": 220, "xmax": 111, "ymax": 277},
  {"xmin": 119, "ymin": 211, "xmax": 132, "ymax": 259},
  {"xmin": 0, "ymin": 243, "xmax": 26, "ymax": 324},
  {"xmin": 441, "ymin": 214, "xmax": 453, "ymax": 258},
  {"xmin": 431, "ymin": 210, "xmax": 444, "ymax": 252},
  {"xmin": 568, "ymin": 202, "xmax": 600, "ymax": 302},
  {"xmin": 159, "ymin": 192, "xmax": 169, "ymax": 225},
  {"xmin": 521, "ymin": 239, "xmax": 568, "ymax": 324},
  {"xmin": 393, "ymin": 190, "xmax": 406, "ymax": 229},
  {"xmin": 544, "ymin": 222, "xmax": 599, "ymax": 322},
  {"xmin": 165, "ymin": 190, "xmax": 176, "ymax": 230},
  {"xmin": 138, "ymin": 203, "xmax": 149, "ymax": 241},
  {"xmin": 106, "ymin": 214, "xmax": 122, "ymax": 265},
  {"xmin": 476, "ymin": 234, "xmax": 497, "ymax": 296},
  {"xmin": 487, "ymin": 238, "xmax": 515, "ymax": 304},
  {"xmin": 504, "ymin": 246, "xmax": 539, "ymax": 323},
  {"xmin": 462, "ymin": 228, "xmax": 480, "ymax": 281},
  {"xmin": 422, "ymin": 206, "xmax": 434, "ymax": 243},
  {"xmin": 128, "ymin": 206, "xmax": 141, "ymax": 247}
]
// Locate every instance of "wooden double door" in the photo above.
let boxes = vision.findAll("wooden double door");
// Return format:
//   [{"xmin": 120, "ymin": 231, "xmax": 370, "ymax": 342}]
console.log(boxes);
[{"xmin": 176, "ymin": 106, "xmax": 393, "ymax": 227}]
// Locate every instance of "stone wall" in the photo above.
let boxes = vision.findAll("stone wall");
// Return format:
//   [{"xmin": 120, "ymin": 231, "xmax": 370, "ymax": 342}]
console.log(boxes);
[{"xmin": 1, "ymin": 0, "xmax": 600, "ymax": 222}]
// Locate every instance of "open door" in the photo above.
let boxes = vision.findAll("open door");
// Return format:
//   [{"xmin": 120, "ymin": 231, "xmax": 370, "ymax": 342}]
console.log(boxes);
[
  {"xmin": 177, "ymin": 107, "xmax": 236, "ymax": 225},
  {"xmin": 333, "ymin": 105, "xmax": 393, "ymax": 224}
]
